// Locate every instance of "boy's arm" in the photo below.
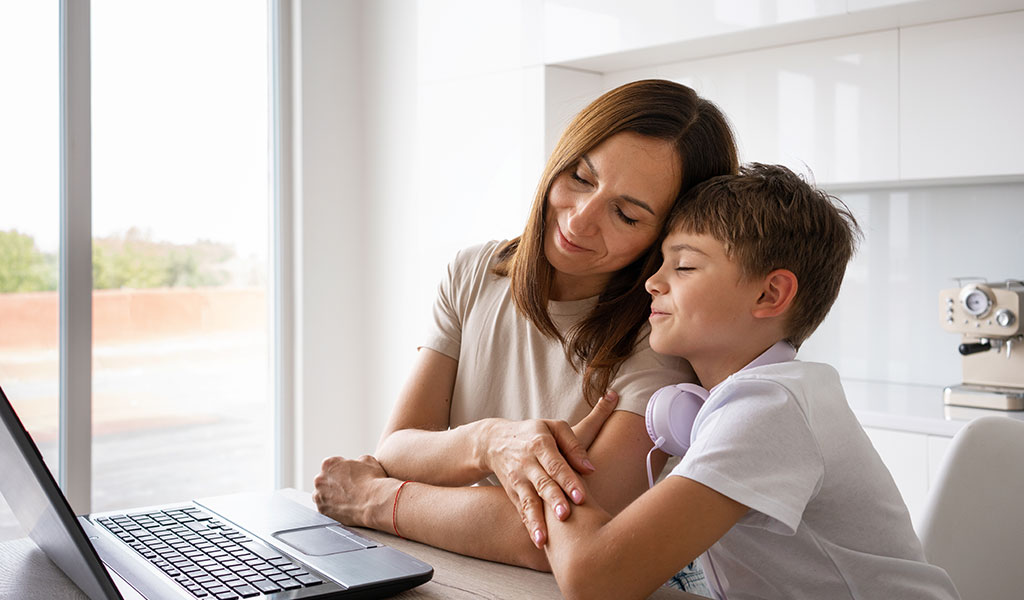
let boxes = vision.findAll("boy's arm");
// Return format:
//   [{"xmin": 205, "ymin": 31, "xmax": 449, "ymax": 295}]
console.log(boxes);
[{"xmin": 543, "ymin": 476, "xmax": 749, "ymax": 600}]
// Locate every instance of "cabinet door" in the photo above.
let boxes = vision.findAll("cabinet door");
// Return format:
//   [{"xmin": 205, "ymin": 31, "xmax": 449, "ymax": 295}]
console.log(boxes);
[
  {"xmin": 926, "ymin": 434, "xmax": 953, "ymax": 489},
  {"xmin": 901, "ymin": 11, "xmax": 1024, "ymax": 179},
  {"xmin": 606, "ymin": 30, "xmax": 900, "ymax": 185},
  {"xmin": 863, "ymin": 427, "xmax": 929, "ymax": 528}
]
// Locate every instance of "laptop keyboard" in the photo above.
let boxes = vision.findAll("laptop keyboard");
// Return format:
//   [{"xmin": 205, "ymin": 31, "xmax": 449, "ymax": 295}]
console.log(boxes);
[{"xmin": 96, "ymin": 506, "xmax": 325, "ymax": 599}]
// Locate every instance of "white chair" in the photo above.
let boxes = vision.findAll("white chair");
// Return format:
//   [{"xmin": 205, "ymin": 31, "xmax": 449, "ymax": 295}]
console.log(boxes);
[{"xmin": 917, "ymin": 415, "xmax": 1024, "ymax": 600}]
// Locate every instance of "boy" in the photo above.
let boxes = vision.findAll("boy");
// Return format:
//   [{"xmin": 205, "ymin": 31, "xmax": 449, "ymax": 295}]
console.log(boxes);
[{"xmin": 540, "ymin": 164, "xmax": 960, "ymax": 599}]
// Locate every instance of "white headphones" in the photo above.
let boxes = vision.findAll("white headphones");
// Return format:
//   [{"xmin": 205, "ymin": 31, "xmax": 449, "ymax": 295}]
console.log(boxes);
[{"xmin": 644, "ymin": 382, "xmax": 708, "ymax": 487}]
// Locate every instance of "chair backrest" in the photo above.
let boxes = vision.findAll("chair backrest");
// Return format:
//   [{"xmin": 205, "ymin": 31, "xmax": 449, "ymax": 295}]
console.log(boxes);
[{"xmin": 917, "ymin": 415, "xmax": 1024, "ymax": 600}]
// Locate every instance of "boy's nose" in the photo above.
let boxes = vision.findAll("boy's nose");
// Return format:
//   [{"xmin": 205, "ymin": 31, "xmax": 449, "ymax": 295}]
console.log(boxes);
[{"xmin": 645, "ymin": 273, "xmax": 663, "ymax": 295}]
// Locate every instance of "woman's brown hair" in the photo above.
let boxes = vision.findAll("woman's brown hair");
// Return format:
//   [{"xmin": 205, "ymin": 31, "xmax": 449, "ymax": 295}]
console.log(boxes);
[{"xmin": 494, "ymin": 79, "xmax": 739, "ymax": 405}]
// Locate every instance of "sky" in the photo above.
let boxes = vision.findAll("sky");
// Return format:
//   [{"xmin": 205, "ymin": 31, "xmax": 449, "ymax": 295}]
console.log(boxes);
[{"xmin": 0, "ymin": 0, "xmax": 270, "ymax": 258}]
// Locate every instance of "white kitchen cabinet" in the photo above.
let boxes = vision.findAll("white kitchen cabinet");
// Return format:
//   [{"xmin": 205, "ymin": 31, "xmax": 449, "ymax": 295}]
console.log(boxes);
[
  {"xmin": 541, "ymin": 0, "xmax": 847, "ymax": 65},
  {"xmin": 900, "ymin": 10, "xmax": 1024, "ymax": 179},
  {"xmin": 863, "ymin": 426, "xmax": 954, "ymax": 531},
  {"xmin": 604, "ymin": 30, "xmax": 900, "ymax": 185},
  {"xmin": 927, "ymin": 435, "xmax": 954, "ymax": 490},
  {"xmin": 864, "ymin": 427, "xmax": 930, "ymax": 528}
]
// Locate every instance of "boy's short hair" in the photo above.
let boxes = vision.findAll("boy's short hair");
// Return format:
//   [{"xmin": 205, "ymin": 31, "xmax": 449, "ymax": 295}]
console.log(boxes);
[{"xmin": 666, "ymin": 163, "xmax": 861, "ymax": 348}]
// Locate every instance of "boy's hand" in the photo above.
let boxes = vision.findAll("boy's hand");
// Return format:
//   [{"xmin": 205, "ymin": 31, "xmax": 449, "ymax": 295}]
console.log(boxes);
[
  {"xmin": 486, "ymin": 391, "xmax": 619, "ymax": 548},
  {"xmin": 571, "ymin": 390, "xmax": 619, "ymax": 448}
]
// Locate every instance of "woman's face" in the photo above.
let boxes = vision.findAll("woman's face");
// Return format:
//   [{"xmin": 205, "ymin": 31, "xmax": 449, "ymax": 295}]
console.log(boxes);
[{"xmin": 544, "ymin": 131, "xmax": 682, "ymax": 301}]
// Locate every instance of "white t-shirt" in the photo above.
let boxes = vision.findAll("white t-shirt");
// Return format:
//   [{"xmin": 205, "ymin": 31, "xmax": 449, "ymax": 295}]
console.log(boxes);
[
  {"xmin": 422, "ymin": 240, "xmax": 695, "ymax": 428},
  {"xmin": 670, "ymin": 344, "xmax": 960, "ymax": 600}
]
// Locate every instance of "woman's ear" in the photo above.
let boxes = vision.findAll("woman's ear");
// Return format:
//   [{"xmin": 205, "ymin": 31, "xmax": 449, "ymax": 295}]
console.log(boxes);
[{"xmin": 751, "ymin": 269, "xmax": 798, "ymax": 319}]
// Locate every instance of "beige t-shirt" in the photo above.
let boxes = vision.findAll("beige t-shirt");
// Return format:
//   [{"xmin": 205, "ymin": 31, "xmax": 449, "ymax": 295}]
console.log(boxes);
[{"xmin": 421, "ymin": 240, "xmax": 696, "ymax": 429}]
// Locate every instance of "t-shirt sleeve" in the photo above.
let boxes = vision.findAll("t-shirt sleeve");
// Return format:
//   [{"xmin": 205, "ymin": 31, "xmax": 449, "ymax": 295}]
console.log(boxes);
[
  {"xmin": 608, "ymin": 331, "xmax": 697, "ymax": 417},
  {"xmin": 419, "ymin": 248, "xmax": 469, "ymax": 361},
  {"xmin": 669, "ymin": 377, "xmax": 824, "ymax": 535}
]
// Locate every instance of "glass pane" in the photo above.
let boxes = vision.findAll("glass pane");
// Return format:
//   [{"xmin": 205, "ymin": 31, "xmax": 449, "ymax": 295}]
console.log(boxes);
[
  {"xmin": 0, "ymin": 1, "xmax": 60, "ymax": 541},
  {"xmin": 91, "ymin": 0, "xmax": 273, "ymax": 511}
]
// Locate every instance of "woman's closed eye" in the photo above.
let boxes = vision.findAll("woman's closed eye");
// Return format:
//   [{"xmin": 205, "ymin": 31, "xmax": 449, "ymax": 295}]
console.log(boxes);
[
  {"xmin": 614, "ymin": 206, "xmax": 639, "ymax": 226},
  {"xmin": 571, "ymin": 170, "xmax": 592, "ymax": 186}
]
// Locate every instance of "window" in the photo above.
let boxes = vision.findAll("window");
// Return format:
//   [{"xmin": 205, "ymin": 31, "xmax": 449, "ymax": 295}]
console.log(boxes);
[
  {"xmin": 0, "ymin": 0, "xmax": 60, "ymax": 540},
  {"xmin": 0, "ymin": 0, "xmax": 276, "ymax": 539},
  {"xmin": 89, "ymin": 0, "xmax": 273, "ymax": 512}
]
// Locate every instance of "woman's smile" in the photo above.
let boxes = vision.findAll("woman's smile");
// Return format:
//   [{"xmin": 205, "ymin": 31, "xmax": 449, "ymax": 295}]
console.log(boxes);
[{"xmin": 555, "ymin": 225, "xmax": 590, "ymax": 253}]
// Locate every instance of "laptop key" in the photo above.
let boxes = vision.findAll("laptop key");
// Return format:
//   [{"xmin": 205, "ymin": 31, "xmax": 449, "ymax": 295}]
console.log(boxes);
[
  {"xmin": 251, "ymin": 579, "xmax": 282, "ymax": 594},
  {"xmin": 277, "ymin": 578, "xmax": 302, "ymax": 590},
  {"xmin": 296, "ymin": 574, "xmax": 324, "ymax": 586},
  {"xmin": 241, "ymin": 541, "xmax": 284, "ymax": 560},
  {"xmin": 230, "ymin": 584, "xmax": 259, "ymax": 598}
]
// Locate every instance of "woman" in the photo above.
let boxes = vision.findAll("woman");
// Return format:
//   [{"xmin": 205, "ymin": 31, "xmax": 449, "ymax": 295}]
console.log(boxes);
[{"xmin": 313, "ymin": 79, "xmax": 739, "ymax": 577}]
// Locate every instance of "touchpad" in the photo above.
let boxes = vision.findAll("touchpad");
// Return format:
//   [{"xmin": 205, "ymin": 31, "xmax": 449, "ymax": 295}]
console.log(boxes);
[{"xmin": 273, "ymin": 525, "xmax": 373, "ymax": 556}]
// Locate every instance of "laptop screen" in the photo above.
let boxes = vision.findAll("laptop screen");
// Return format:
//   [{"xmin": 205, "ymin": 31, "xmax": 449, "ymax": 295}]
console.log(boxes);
[{"xmin": 0, "ymin": 385, "xmax": 121, "ymax": 599}]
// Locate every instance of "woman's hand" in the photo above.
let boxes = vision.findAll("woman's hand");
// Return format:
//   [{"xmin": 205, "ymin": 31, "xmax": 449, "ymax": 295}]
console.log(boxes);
[
  {"xmin": 483, "ymin": 391, "xmax": 619, "ymax": 548},
  {"xmin": 313, "ymin": 455, "xmax": 398, "ymax": 531}
]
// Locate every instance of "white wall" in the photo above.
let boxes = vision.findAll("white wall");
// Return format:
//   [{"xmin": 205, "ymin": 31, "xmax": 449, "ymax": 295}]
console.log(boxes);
[
  {"xmin": 290, "ymin": 0, "xmax": 369, "ymax": 489},
  {"xmin": 290, "ymin": 0, "xmax": 1024, "ymax": 489},
  {"xmin": 290, "ymin": 0, "xmax": 549, "ymax": 488}
]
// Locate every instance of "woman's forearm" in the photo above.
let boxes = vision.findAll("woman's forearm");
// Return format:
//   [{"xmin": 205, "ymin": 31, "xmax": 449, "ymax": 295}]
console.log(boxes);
[
  {"xmin": 376, "ymin": 419, "xmax": 495, "ymax": 487},
  {"xmin": 376, "ymin": 479, "xmax": 551, "ymax": 571}
]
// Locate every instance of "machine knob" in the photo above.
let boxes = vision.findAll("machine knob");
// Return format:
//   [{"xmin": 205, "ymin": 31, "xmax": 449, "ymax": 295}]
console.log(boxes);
[
  {"xmin": 959, "ymin": 342, "xmax": 992, "ymax": 355},
  {"xmin": 995, "ymin": 309, "xmax": 1016, "ymax": 328}
]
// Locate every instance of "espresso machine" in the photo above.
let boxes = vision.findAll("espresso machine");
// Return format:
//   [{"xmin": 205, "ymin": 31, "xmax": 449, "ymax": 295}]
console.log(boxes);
[{"xmin": 939, "ymin": 279, "xmax": 1024, "ymax": 410}]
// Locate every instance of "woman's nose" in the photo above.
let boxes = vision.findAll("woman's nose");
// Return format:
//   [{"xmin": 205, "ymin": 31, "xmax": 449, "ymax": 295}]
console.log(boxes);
[{"xmin": 566, "ymin": 195, "xmax": 602, "ymax": 237}]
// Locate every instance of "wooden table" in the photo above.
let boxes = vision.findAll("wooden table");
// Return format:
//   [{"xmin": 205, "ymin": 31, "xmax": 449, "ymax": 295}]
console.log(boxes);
[
  {"xmin": 0, "ymin": 534, "xmax": 701, "ymax": 599},
  {"xmin": 0, "ymin": 491, "xmax": 702, "ymax": 599}
]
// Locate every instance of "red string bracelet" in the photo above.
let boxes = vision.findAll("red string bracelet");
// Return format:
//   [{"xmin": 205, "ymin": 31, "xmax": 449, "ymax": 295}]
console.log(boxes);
[{"xmin": 392, "ymin": 480, "xmax": 412, "ymax": 539}]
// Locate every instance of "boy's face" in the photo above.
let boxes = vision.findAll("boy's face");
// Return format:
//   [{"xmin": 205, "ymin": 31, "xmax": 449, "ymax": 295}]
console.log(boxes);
[{"xmin": 645, "ymin": 230, "xmax": 765, "ymax": 361}]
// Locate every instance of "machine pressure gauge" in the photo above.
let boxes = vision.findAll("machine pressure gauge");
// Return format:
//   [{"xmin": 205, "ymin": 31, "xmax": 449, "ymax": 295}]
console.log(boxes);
[{"xmin": 960, "ymin": 285, "xmax": 993, "ymax": 318}]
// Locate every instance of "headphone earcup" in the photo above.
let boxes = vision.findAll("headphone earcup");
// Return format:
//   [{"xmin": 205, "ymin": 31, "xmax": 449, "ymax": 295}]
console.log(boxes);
[{"xmin": 645, "ymin": 383, "xmax": 708, "ymax": 456}]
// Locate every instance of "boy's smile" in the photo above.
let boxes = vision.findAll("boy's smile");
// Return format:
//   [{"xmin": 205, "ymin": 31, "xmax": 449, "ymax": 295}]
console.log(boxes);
[{"xmin": 645, "ymin": 230, "xmax": 769, "ymax": 387}]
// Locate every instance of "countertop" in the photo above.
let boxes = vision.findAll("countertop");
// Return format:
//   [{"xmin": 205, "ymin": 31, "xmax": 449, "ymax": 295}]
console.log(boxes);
[{"xmin": 844, "ymin": 378, "xmax": 1024, "ymax": 437}]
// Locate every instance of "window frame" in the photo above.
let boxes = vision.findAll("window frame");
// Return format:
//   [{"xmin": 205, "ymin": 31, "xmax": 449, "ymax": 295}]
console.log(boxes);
[{"xmin": 55, "ymin": 0, "xmax": 288, "ymax": 514}]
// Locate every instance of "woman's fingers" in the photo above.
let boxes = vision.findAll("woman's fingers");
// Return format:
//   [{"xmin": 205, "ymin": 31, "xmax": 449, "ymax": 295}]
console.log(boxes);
[
  {"xmin": 506, "ymin": 467, "xmax": 551, "ymax": 548},
  {"xmin": 546, "ymin": 421, "xmax": 591, "ymax": 500},
  {"xmin": 491, "ymin": 414, "xmax": 627, "ymax": 546},
  {"xmin": 312, "ymin": 455, "xmax": 389, "ymax": 526},
  {"xmin": 571, "ymin": 390, "xmax": 619, "ymax": 448}
]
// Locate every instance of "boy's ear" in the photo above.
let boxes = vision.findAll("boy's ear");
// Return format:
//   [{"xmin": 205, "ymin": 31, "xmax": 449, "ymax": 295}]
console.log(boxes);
[{"xmin": 751, "ymin": 269, "xmax": 798, "ymax": 319}]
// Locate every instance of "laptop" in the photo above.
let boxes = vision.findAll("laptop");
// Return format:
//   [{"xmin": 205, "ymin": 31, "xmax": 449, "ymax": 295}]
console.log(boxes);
[{"xmin": 0, "ymin": 384, "xmax": 433, "ymax": 599}]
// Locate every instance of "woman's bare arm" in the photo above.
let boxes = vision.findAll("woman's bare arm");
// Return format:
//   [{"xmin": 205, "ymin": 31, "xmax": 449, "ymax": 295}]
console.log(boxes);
[
  {"xmin": 372, "ymin": 348, "xmax": 597, "ymax": 489},
  {"xmin": 314, "ymin": 407, "xmax": 667, "ymax": 569},
  {"xmin": 371, "ymin": 348, "xmax": 490, "ymax": 486}
]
